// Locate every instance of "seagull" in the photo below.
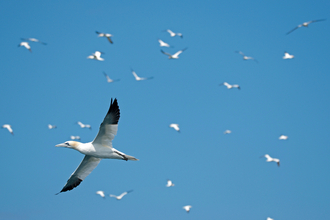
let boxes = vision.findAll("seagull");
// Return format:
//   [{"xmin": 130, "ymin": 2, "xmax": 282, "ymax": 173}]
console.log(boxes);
[
  {"xmin": 219, "ymin": 82, "xmax": 240, "ymax": 90},
  {"xmin": 109, "ymin": 190, "xmax": 133, "ymax": 200},
  {"xmin": 224, "ymin": 130, "xmax": 231, "ymax": 134},
  {"xmin": 166, "ymin": 179, "xmax": 175, "ymax": 187},
  {"xmin": 70, "ymin": 136, "xmax": 81, "ymax": 140},
  {"xmin": 158, "ymin": 39, "xmax": 172, "ymax": 47},
  {"xmin": 131, "ymin": 69, "xmax": 153, "ymax": 81},
  {"xmin": 55, "ymin": 99, "xmax": 138, "ymax": 194},
  {"xmin": 169, "ymin": 123, "xmax": 180, "ymax": 132},
  {"xmin": 261, "ymin": 154, "xmax": 280, "ymax": 167},
  {"xmin": 103, "ymin": 72, "xmax": 120, "ymax": 83},
  {"xmin": 21, "ymin": 38, "xmax": 47, "ymax": 45},
  {"xmin": 286, "ymin": 19, "xmax": 326, "ymax": 35},
  {"xmin": 183, "ymin": 205, "xmax": 192, "ymax": 213},
  {"xmin": 95, "ymin": 31, "xmax": 113, "ymax": 44},
  {"xmin": 87, "ymin": 51, "xmax": 104, "ymax": 61},
  {"xmin": 96, "ymin": 190, "xmax": 105, "ymax": 198},
  {"xmin": 161, "ymin": 48, "xmax": 187, "ymax": 59},
  {"xmin": 48, "ymin": 124, "xmax": 57, "ymax": 129},
  {"xmin": 279, "ymin": 135, "xmax": 288, "ymax": 140},
  {"xmin": 77, "ymin": 121, "xmax": 91, "ymax": 129},
  {"xmin": 18, "ymin": 42, "xmax": 32, "ymax": 52},
  {"xmin": 236, "ymin": 51, "xmax": 258, "ymax": 63},
  {"xmin": 2, "ymin": 124, "xmax": 13, "ymax": 135},
  {"xmin": 283, "ymin": 52, "xmax": 294, "ymax": 59},
  {"xmin": 165, "ymin": 29, "xmax": 183, "ymax": 38}
]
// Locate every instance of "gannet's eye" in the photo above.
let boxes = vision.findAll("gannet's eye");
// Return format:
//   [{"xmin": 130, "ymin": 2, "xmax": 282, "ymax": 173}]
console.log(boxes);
[{"xmin": 65, "ymin": 142, "xmax": 70, "ymax": 146}]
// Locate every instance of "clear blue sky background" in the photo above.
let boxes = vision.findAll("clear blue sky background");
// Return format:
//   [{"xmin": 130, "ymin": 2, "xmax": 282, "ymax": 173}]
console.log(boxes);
[{"xmin": 1, "ymin": 0, "xmax": 330, "ymax": 219}]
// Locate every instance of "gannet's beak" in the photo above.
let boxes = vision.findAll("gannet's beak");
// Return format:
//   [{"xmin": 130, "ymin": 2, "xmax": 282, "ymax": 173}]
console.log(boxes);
[{"xmin": 55, "ymin": 143, "xmax": 67, "ymax": 147}]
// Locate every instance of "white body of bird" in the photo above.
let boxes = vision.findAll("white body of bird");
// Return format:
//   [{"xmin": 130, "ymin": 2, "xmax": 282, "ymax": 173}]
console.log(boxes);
[
  {"xmin": 48, "ymin": 124, "xmax": 57, "ymax": 129},
  {"xmin": 236, "ymin": 51, "xmax": 258, "ymax": 63},
  {"xmin": 183, "ymin": 205, "xmax": 192, "ymax": 213},
  {"xmin": 96, "ymin": 31, "xmax": 113, "ymax": 44},
  {"xmin": 18, "ymin": 42, "xmax": 32, "ymax": 52},
  {"xmin": 166, "ymin": 179, "xmax": 175, "ymax": 187},
  {"xmin": 87, "ymin": 51, "xmax": 104, "ymax": 61},
  {"xmin": 109, "ymin": 190, "xmax": 133, "ymax": 200},
  {"xmin": 103, "ymin": 72, "xmax": 120, "ymax": 83},
  {"xmin": 70, "ymin": 136, "xmax": 81, "ymax": 140},
  {"xmin": 131, "ymin": 69, "xmax": 153, "ymax": 81},
  {"xmin": 169, "ymin": 123, "xmax": 180, "ymax": 132},
  {"xmin": 161, "ymin": 48, "xmax": 187, "ymax": 59},
  {"xmin": 96, "ymin": 190, "xmax": 105, "ymax": 198},
  {"xmin": 158, "ymin": 39, "xmax": 171, "ymax": 47},
  {"xmin": 279, "ymin": 135, "xmax": 288, "ymax": 140},
  {"xmin": 77, "ymin": 121, "xmax": 91, "ymax": 129},
  {"xmin": 166, "ymin": 29, "xmax": 183, "ymax": 38},
  {"xmin": 220, "ymin": 82, "xmax": 240, "ymax": 90},
  {"xmin": 224, "ymin": 130, "xmax": 231, "ymax": 134},
  {"xmin": 283, "ymin": 52, "xmax": 294, "ymax": 59},
  {"xmin": 286, "ymin": 19, "xmax": 326, "ymax": 35},
  {"xmin": 2, "ymin": 124, "xmax": 13, "ymax": 135},
  {"xmin": 262, "ymin": 154, "xmax": 280, "ymax": 167}
]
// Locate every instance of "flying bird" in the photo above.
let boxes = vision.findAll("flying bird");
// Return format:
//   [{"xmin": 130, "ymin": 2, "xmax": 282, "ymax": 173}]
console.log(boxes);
[
  {"xmin": 96, "ymin": 190, "xmax": 105, "ymax": 198},
  {"xmin": 224, "ymin": 130, "xmax": 231, "ymax": 134},
  {"xmin": 219, "ymin": 82, "xmax": 240, "ymax": 90},
  {"xmin": 21, "ymin": 38, "xmax": 47, "ymax": 45},
  {"xmin": 158, "ymin": 39, "xmax": 172, "ymax": 47},
  {"xmin": 87, "ymin": 51, "xmax": 104, "ymax": 61},
  {"xmin": 286, "ymin": 19, "xmax": 326, "ymax": 35},
  {"xmin": 131, "ymin": 69, "xmax": 153, "ymax": 81},
  {"xmin": 169, "ymin": 123, "xmax": 180, "ymax": 132},
  {"xmin": 261, "ymin": 154, "xmax": 280, "ymax": 167},
  {"xmin": 161, "ymin": 48, "xmax": 187, "ymax": 59},
  {"xmin": 48, "ymin": 124, "xmax": 57, "ymax": 129},
  {"xmin": 183, "ymin": 205, "xmax": 192, "ymax": 213},
  {"xmin": 166, "ymin": 179, "xmax": 175, "ymax": 187},
  {"xmin": 18, "ymin": 42, "xmax": 32, "ymax": 52},
  {"xmin": 267, "ymin": 218, "xmax": 274, "ymax": 220},
  {"xmin": 279, "ymin": 135, "xmax": 288, "ymax": 140},
  {"xmin": 55, "ymin": 99, "xmax": 138, "ymax": 194},
  {"xmin": 103, "ymin": 72, "xmax": 120, "ymax": 83},
  {"xmin": 95, "ymin": 31, "xmax": 113, "ymax": 44},
  {"xmin": 165, "ymin": 29, "xmax": 183, "ymax": 38},
  {"xmin": 70, "ymin": 136, "xmax": 81, "ymax": 140},
  {"xmin": 77, "ymin": 121, "xmax": 91, "ymax": 129},
  {"xmin": 2, "ymin": 124, "xmax": 13, "ymax": 135},
  {"xmin": 283, "ymin": 52, "xmax": 294, "ymax": 59},
  {"xmin": 235, "ymin": 51, "xmax": 258, "ymax": 63},
  {"xmin": 109, "ymin": 190, "xmax": 133, "ymax": 200}
]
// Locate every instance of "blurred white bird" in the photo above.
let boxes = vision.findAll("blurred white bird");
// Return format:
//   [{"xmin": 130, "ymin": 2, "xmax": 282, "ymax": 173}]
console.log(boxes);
[
  {"xmin": 87, "ymin": 51, "xmax": 104, "ymax": 61},
  {"xmin": 77, "ymin": 121, "xmax": 91, "ymax": 129},
  {"xmin": 283, "ymin": 52, "xmax": 294, "ymax": 59},
  {"xmin": 103, "ymin": 72, "xmax": 120, "ymax": 83},
  {"xmin": 21, "ymin": 38, "xmax": 47, "ymax": 45},
  {"xmin": 161, "ymin": 48, "xmax": 187, "ymax": 59},
  {"xmin": 95, "ymin": 31, "xmax": 113, "ymax": 44},
  {"xmin": 183, "ymin": 205, "xmax": 192, "ymax": 213},
  {"xmin": 18, "ymin": 42, "xmax": 32, "ymax": 52},
  {"xmin": 109, "ymin": 190, "xmax": 133, "ymax": 200},
  {"xmin": 235, "ymin": 51, "xmax": 258, "ymax": 63},
  {"xmin": 220, "ymin": 82, "xmax": 240, "ymax": 90},
  {"xmin": 166, "ymin": 179, "xmax": 175, "ymax": 187},
  {"xmin": 70, "ymin": 136, "xmax": 81, "ymax": 140},
  {"xmin": 286, "ymin": 19, "xmax": 326, "ymax": 35},
  {"xmin": 165, "ymin": 29, "xmax": 183, "ymax": 38},
  {"xmin": 267, "ymin": 217, "xmax": 274, "ymax": 220},
  {"xmin": 2, "ymin": 124, "xmax": 13, "ymax": 135},
  {"xmin": 158, "ymin": 39, "xmax": 172, "ymax": 47},
  {"xmin": 169, "ymin": 123, "xmax": 180, "ymax": 132},
  {"xmin": 131, "ymin": 69, "xmax": 153, "ymax": 81},
  {"xmin": 261, "ymin": 154, "xmax": 280, "ymax": 167},
  {"xmin": 279, "ymin": 135, "xmax": 288, "ymax": 140},
  {"xmin": 96, "ymin": 190, "xmax": 105, "ymax": 198},
  {"xmin": 224, "ymin": 130, "xmax": 231, "ymax": 134},
  {"xmin": 48, "ymin": 124, "xmax": 57, "ymax": 129}
]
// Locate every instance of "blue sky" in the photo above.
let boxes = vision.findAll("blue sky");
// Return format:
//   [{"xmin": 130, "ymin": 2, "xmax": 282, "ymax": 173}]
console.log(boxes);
[{"xmin": 1, "ymin": 0, "xmax": 330, "ymax": 219}]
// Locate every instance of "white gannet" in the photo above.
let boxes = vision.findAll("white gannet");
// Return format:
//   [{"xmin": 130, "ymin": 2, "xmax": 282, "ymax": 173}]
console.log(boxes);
[
  {"xmin": 219, "ymin": 82, "xmax": 240, "ymax": 90},
  {"xmin": 109, "ymin": 190, "xmax": 133, "ymax": 200},
  {"xmin": 18, "ymin": 42, "xmax": 32, "ymax": 52},
  {"xmin": 96, "ymin": 31, "xmax": 113, "ymax": 44},
  {"xmin": 48, "ymin": 124, "xmax": 57, "ymax": 129},
  {"xmin": 87, "ymin": 51, "xmax": 104, "ymax": 61},
  {"xmin": 131, "ymin": 68, "xmax": 153, "ymax": 81},
  {"xmin": 166, "ymin": 179, "xmax": 175, "ymax": 187},
  {"xmin": 261, "ymin": 154, "xmax": 280, "ymax": 167},
  {"xmin": 56, "ymin": 99, "xmax": 138, "ymax": 194},
  {"xmin": 158, "ymin": 39, "xmax": 172, "ymax": 47},
  {"xmin": 161, "ymin": 48, "xmax": 187, "ymax": 59},
  {"xmin": 70, "ymin": 136, "xmax": 81, "ymax": 140},
  {"xmin": 21, "ymin": 38, "xmax": 47, "ymax": 45},
  {"xmin": 224, "ymin": 130, "xmax": 231, "ymax": 134},
  {"xmin": 267, "ymin": 217, "xmax": 274, "ymax": 220},
  {"xmin": 165, "ymin": 29, "xmax": 183, "ymax": 38},
  {"xmin": 183, "ymin": 205, "xmax": 192, "ymax": 213},
  {"xmin": 286, "ymin": 19, "xmax": 326, "ymax": 35},
  {"xmin": 96, "ymin": 190, "xmax": 105, "ymax": 198},
  {"xmin": 235, "ymin": 51, "xmax": 258, "ymax": 63},
  {"xmin": 283, "ymin": 52, "xmax": 294, "ymax": 59},
  {"xmin": 279, "ymin": 134, "xmax": 288, "ymax": 140},
  {"xmin": 2, "ymin": 124, "xmax": 13, "ymax": 135},
  {"xmin": 103, "ymin": 72, "xmax": 120, "ymax": 83},
  {"xmin": 77, "ymin": 121, "xmax": 92, "ymax": 129},
  {"xmin": 169, "ymin": 123, "xmax": 180, "ymax": 132}
]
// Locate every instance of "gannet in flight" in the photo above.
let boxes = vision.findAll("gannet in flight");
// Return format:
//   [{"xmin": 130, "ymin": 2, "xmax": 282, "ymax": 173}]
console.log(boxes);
[
  {"xmin": 158, "ymin": 39, "xmax": 172, "ymax": 47},
  {"xmin": 161, "ymin": 48, "xmax": 187, "ymax": 59},
  {"xmin": 103, "ymin": 72, "xmax": 120, "ymax": 83},
  {"xmin": 224, "ymin": 130, "xmax": 231, "ymax": 134},
  {"xmin": 131, "ymin": 69, "xmax": 153, "ymax": 81},
  {"xmin": 21, "ymin": 38, "xmax": 47, "ymax": 45},
  {"xmin": 236, "ymin": 51, "xmax": 258, "ymax": 63},
  {"xmin": 166, "ymin": 179, "xmax": 175, "ymax": 187},
  {"xmin": 183, "ymin": 205, "xmax": 192, "ymax": 213},
  {"xmin": 261, "ymin": 154, "xmax": 280, "ymax": 167},
  {"xmin": 109, "ymin": 190, "xmax": 133, "ymax": 200},
  {"xmin": 279, "ymin": 134, "xmax": 288, "ymax": 140},
  {"xmin": 2, "ymin": 124, "xmax": 13, "ymax": 135},
  {"xmin": 70, "ymin": 136, "xmax": 81, "ymax": 140},
  {"xmin": 286, "ymin": 19, "xmax": 326, "ymax": 35},
  {"xmin": 77, "ymin": 121, "xmax": 91, "ymax": 129},
  {"xmin": 283, "ymin": 52, "xmax": 294, "ymax": 59},
  {"xmin": 267, "ymin": 217, "xmax": 274, "ymax": 220},
  {"xmin": 87, "ymin": 51, "xmax": 104, "ymax": 61},
  {"xmin": 95, "ymin": 31, "xmax": 113, "ymax": 44},
  {"xmin": 18, "ymin": 42, "xmax": 32, "ymax": 52},
  {"xmin": 169, "ymin": 123, "xmax": 180, "ymax": 132},
  {"xmin": 220, "ymin": 82, "xmax": 240, "ymax": 90},
  {"xmin": 96, "ymin": 190, "xmax": 105, "ymax": 198},
  {"xmin": 165, "ymin": 29, "xmax": 183, "ymax": 38},
  {"xmin": 48, "ymin": 124, "xmax": 57, "ymax": 129},
  {"xmin": 56, "ymin": 99, "xmax": 138, "ymax": 194}
]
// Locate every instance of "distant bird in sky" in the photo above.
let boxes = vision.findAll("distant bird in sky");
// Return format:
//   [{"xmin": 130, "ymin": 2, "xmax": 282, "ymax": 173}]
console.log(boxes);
[
  {"xmin": 158, "ymin": 39, "xmax": 172, "ymax": 47},
  {"xmin": 2, "ymin": 124, "xmax": 13, "ymax": 135},
  {"xmin": 183, "ymin": 205, "xmax": 192, "ymax": 213},
  {"xmin": 21, "ymin": 38, "xmax": 47, "ymax": 45},
  {"xmin": 286, "ymin": 19, "xmax": 326, "ymax": 35},
  {"xmin": 87, "ymin": 51, "xmax": 104, "ymax": 61},
  {"xmin": 169, "ymin": 123, "xmax": 180, "ymax": 132},
  {"xmin": 283, "ymin": 52, "xmax": 294, "ymax": 59},
  {"xmin": 165, "ymin": 29, "xmax": 183, "ymax": 38},
  {"xmin": 48, "ymin": 124, "xmax": 57, "ymax": 129},
  {"xmin": 161, "ymin": 48, "xmax": 187, "ymax": 59},
  {"xmin": 279, "ymin": 135, "xmax": 288, "ymax": 140},
  {"xmin": 166, "ymin": 179, "xmax": 175, "ymax": 187},
  {"xmin": 70, "ymin": 136, "xmax": 81, "ymax": 140},
  {"xmin": 77, "ymin": 121, "xmax": 91, "ymax": 129},
  {"xmin": 224, "ymin": 130, "xmax": 231, "ymax": 134},
  {"xmin": 55, "ymin": 99, "xmax": 138, "ymax": 194},
  {"xmin": 267, "ymin": 217, "xmax": 274, "ymax": 220},
  {"xmin": 109, "ymin": 190, "xmax": 133, "ymax": 200},
  {"xmin": 18, "ymin": 42, "xmax": 31, "ymax": 52},
  {"xmin": 96, "ymin": 190, "xmax": 105, "ymax": 198},
  {"xmin": 220, "ymin": 82, "xmax": 240, "ymax": 90},
  {"xmin": 261, "ymin": 154, "xmax": 280, "ymax": 167},
  {"xmin": 95, "ymin": 31, "xmax": 113, "ymax": 44},
  {"xmin": 131, "ymin": 68, "xmax": 153, "ymax": 81},
  {"xmin": 236, "ymin": 51, "xmax": 258, "ymax": 63},
  {"xmin": 103, "ymin": 72, "xmax": 120, "ymax": 83}
]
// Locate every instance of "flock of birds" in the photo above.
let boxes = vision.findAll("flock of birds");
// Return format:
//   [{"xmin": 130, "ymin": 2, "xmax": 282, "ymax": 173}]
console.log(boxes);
[{"xmin": 6, "ymin": 18, "xmax": 326, "ymax": 218}]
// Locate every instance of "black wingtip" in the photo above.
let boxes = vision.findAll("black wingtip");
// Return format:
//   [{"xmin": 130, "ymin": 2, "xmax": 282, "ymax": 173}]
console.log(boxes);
[{"xmin": 107, "ymin": 98, "xmax": 120, "ymax": 124}]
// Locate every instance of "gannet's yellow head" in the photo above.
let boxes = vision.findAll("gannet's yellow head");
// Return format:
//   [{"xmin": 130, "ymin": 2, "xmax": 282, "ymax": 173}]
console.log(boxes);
[{"xmin": 55, "ymin": 141, "xmax": 80, "ymax": 149}]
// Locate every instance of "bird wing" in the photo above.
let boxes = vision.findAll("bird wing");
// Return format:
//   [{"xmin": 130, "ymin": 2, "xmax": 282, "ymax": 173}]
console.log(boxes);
[
  {"xmin": 311, "ymin": 19, "xmax": 326, "ymax": 23},
  {"xmin": 57, "ymin": 155, "xmax": 101, "ymax": 194},
  {"xmin": 118, "ymin": 190, "xmax": 133, "ymax": 199},
  {"xmin": 92, "ymin": 98, "xmax": 120, "ymax": 147},
  {"xmin": 106, "ymin": 37, "xmax": 113, "ymax": 44},
  {"xmin": 131, "ymin": 70, "xmax": 139, "ymax": 79},
  {"xmin": 236, "ymin": 51, "xmax": 245, "ymax": 56},
  {"xmin": 161, "ymin": 50, "xmax": 172, "ymax": 56},
  {"xmin": 286, "ymin": 26, "xmax": 300, "ymax": 35}
]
